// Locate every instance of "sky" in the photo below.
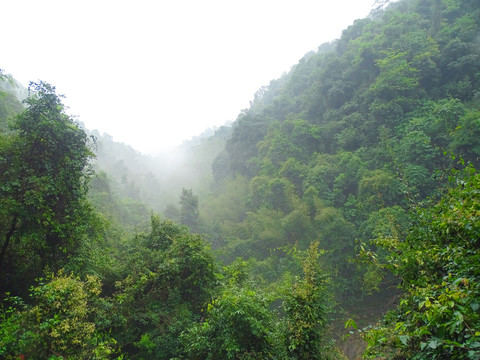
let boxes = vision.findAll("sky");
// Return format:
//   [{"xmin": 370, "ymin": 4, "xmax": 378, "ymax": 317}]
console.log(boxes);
[{"xmin": 1, "ymin": 0, "xmax": 378, "ymax": 155}]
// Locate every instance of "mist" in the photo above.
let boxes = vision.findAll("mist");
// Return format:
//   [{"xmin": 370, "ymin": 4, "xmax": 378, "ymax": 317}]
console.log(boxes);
[
  {"xmin": 0, "ymin": 0, "xmax": 378, "ymax": 155},
  {"xmin": 86, "ymin": 123, "xmax": 231, "ymax": 218}
]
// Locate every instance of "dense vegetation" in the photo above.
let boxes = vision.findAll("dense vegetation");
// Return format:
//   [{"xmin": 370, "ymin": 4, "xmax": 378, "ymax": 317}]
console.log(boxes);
[
  {"xmin": 1, "ymin": 0, "xmax": 480, "ymax": 358},
  {"xmin": 362, "ymin": 165, "xmax": 480, "ymax": 359}
]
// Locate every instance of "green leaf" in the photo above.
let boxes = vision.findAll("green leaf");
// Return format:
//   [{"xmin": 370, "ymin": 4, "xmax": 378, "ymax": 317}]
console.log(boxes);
[
  {"xmin": 399, "ymin": 335, "xmax": 410, "ymax": 346},
  {"xmin": 345, "ymin": 318, "xmax": 357, "ymax": 330}
]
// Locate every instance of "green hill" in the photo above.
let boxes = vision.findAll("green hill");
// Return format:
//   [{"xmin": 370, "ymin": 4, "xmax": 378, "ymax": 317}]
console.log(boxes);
[
  {"xmin": 203, "ymin": 0, "xmax": 480, "ymax": 294},
  {"xmin": 2, "ymin": 0, "xmax": 480, "ymax": 358}
]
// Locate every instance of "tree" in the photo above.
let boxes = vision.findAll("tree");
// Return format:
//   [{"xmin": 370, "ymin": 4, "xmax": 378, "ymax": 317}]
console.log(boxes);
[
  {"xmin": 181, "ymin": 285, "xmax": 278, "ymax": 360},
  {"xmin": 358, "ymin": 169, "xmax": 402, "ymax": 212},
  {"xmin": 0, "ymin": 73, "xmax": 23, "ymax": 129},
  {"xmin": 0, "ymin": 271, "xmax": 119, "ymax": 359},
  {"xmin": 0, "ymin": 82, "xmax": 95, "ymax": 294},
  {"xmin": 363, "ymin": 166, "xmax": 480, "ymax": 359},
  {"xmin": 224, "ymin": 112, "xmax": 273, "ymax": 177},
  {"xmin": 283, "ymin": 241, "xmax": 339, "ymax": 360},
  {"xmin": 451, "ymin": 109, "xmax": 480, "ymax": 164},
  {"xmin": 369, "ymin": 50, "xmax": 420, "ymax": 125},
  {"xmin": 180, "ymin": 188, "xmax": 199, "ymax": 231},
  {"xmin": 257, "ymin": 118, "xmax": 322, "ymax": 166},
  {"xmin": 112, "ymin": 217, "xmax": 218, "ymax": 359}
]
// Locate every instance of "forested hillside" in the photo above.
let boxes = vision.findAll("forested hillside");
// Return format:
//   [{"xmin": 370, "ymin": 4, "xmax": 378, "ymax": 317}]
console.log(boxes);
[
  {"xmin": 199, "ymin": 0, "xmax": 480, "ymax": 299},
  {"xmin": 1, "ymin": 0, "xmax": 480, "ymax": 358},
  {"xmin": 85, "ymin": 124, "xmax": 230, "ymax": 215}
]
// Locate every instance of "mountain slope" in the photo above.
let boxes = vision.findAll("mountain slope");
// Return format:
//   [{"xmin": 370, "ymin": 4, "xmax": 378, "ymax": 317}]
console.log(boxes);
[{"xmin": 201, "ymin": 0, "xmax": 480, "ymax": 304}]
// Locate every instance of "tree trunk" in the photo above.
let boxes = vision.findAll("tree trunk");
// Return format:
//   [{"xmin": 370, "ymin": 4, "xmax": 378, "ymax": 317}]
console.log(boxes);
[{"xmin": 0, "ymin": 216, "xmax": 18, "ymax": 276}]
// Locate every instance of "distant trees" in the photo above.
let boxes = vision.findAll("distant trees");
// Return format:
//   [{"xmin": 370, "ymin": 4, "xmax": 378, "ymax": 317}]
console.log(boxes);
[
  {"xmin": 180, "ymin": 188, "xmax": 199, "ymax": 231},
  {"xmin": 369, "ymin": 50, "xmax": 420, "ymax": 125},
  {"xmin": 0, "ymin": 72, "xmax": 23, "ymax": 129},
  {"xmin": 2, "ymin": 1, "xmax": 480, "ymax": 359}
]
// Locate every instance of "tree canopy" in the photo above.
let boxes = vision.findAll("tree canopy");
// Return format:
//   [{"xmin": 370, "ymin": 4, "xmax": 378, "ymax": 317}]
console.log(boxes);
[
  {"xmin": 0, "ymin": 82, "xmax": 95, "ymax": 295},
  {"xmin": 2, "ymin": 0, "xmax": 480, "ymax": 359}
]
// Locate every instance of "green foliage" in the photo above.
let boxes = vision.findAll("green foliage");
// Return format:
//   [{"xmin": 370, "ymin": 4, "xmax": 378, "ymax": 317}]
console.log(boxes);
[
  {"xmin": 451, "ymin": 108, "xmax": 480, "ymax": 164},
  {"xmin": 200, "ymin": 2, "xmax": 480, "ymax": 350},
  {"xmin": 0, "ymin": 271, "xmax": 119, "ymax": 359},
  {"xmin": 112, "ymin": 217, "xmax": 218, "ymax": 359},
  {"xmin": 0, "ymin": 75, "xmax": 23, "ymax": 130},
  {"xmin": 363, "ymin": 167, "xmax": 480, "ymax": 359},
  {"xmin": 199, "ymin": 175, "xmax": 249, "ymax": 248},
  {"xmin": 358, "ymin": 169, "xmax": 402, "ymax": 211},
  {"xmin": 283, "ymin": 241, "xmax": 339, "ymax": 360},
  {"xmin": 225, "ymin": 112, "xmax": 273, "ymax": 177},
  {"xmin": 88, "ymin": 170, "xmax": 151, "ymax": 231},
  {"xmin": 181, "ymin": 285, "xmax": 278, "ymax": 360},
  {"xmin": 0, "ymin": 81, "xmax": 96, "ymax": 295},
  {"xmin": 249, "ymin": 176, "xmax": 297, "ymax": 213},
  {"xmin": 258, "ymin": 118, "xmax": 322, "ymax": 166},
  {"xmin": 182, "ymin": 244, "xmax": 340, "ymax": 360},
  {"xmin": 370, "ymin": 50, "xmax": 419, "ymax": 100},
  {"xmin": 3, "ymin": 1, "xmax": 480, "ymax": 359},
  {"xmin": 180, "ymin": 188, "xmax": 199, "ymax": 232}
]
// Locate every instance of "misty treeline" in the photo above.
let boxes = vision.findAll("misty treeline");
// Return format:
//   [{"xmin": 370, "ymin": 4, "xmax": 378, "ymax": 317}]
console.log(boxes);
[{"xmin": 1, "ymin": 0, "xmax": 480, "ymax": 358}]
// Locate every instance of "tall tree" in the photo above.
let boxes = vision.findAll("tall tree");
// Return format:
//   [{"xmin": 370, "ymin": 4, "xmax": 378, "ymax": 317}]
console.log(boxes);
[
  {"xmin": 113, "ymin": 217, "xmax": 218, "ymax": 359},
  {"xmin": 0, "ymin": 82, "xmax": 95, "ymax": 294},
  {"xmin": 180, "ymin": 188, "xmax": 199, "ymax": 231},
  {"xmin": 284, "ymin": 241, "xmax": 337, "ymax": 359}
]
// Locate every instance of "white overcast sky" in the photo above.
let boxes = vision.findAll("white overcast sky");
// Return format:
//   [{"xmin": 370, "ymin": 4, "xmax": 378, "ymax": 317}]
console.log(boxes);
[{"xmin": 2, "ymin": 0, "xmax": 378, "ymax": 155}]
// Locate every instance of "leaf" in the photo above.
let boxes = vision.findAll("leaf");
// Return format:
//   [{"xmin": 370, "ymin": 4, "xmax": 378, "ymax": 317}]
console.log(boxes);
[
  {"xmin": 428, "ymin": 340, "xmax": 439, "ymax": 349},
  {"xmin": 399, "ymin": 335, "xmax": 410, "ymax": 346},
  {"xmin": 344, "ymin": 318, "xmax": 357, "ymax": 330}
]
